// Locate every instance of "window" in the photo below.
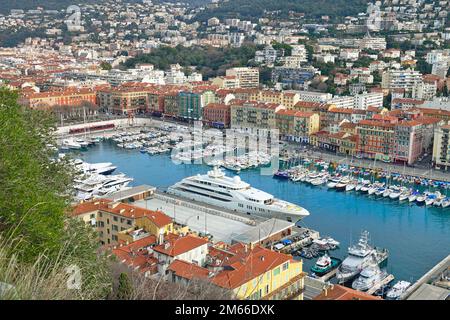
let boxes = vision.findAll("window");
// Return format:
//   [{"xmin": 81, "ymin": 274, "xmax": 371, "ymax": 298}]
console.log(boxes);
[
  {"xmin": 112, "ymin": 235, "xmax": 118, "ymax": 241},
  {"xmin": 112, "ymin": 225, "xmax": 118, "ymax": 232},
  {"xmin": 113, "ymin": 216, "xmax": 118, "ymax": 222},
  {"xmin": 282, "ymin": 262, "xmax": 289, "ymax": 271},
  {"xmin": 127, "ymin": 219, "xmax": 132, "ymax": 225},
  {"xmin": 274, "ymin": 267, "xmax": 280, "ymax": 276}
]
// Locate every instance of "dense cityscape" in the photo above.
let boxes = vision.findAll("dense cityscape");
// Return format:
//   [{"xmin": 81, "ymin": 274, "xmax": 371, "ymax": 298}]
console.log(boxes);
[{"xmin": 0, "ymin": 0, "xmax": 449, "ymax": 305}]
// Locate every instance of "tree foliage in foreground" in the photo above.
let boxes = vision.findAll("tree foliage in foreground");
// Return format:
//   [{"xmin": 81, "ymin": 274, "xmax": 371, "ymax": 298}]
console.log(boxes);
[{"xmin": 0, "ymin": 87, "xmax": 111, "ymax": 298}]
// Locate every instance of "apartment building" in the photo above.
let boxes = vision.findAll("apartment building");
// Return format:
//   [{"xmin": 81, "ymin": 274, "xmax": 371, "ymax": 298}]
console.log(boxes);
[
  {"xmin": 169, "ymin": 243, "xmax": 305, "ymax": 300},
  {"xmin": 275, "ymin": 109, "xmax": 320, "ymax": 143},
  {"xmin": 226, "ymin": 67, "xmax": 260, "ymax": 88},
  {"xmin": 72, "ymin": 199, "xmax": 174, "ymax": 245},
  {"xmin": 211, "ymin": 75, "xmax": 240, "ymax": 89},
  {"xmin": 433, "ymin": 124, "xmax": 450, "ymax": 170},
  {"xmin": 98, "ymin": 86, "xmax": 151, "ymax": 114},
  {"xmin": 356, "ymin": 119, "xmax": 397, "ymax": 161},
  {"xmin": 178, "ymin": 89, "xmax": 216, "ymax": 121},
  {"xmin": 230, "ymin": 100, "xmax": 285, "ymax": 130},
  {"xmin": 203, "ymin": 103, "xmax": 231, "ymax": 128},
  {"xmin": 381, "ymin": 69, "xmax": 423, "ymax": 93},
  {"xmin": 354, "ymin": 92, "xmax": 384, "ymax": 109},
  {"xmin": 20, "ymin": 88, "xmax": 97, "ymax": 110}
]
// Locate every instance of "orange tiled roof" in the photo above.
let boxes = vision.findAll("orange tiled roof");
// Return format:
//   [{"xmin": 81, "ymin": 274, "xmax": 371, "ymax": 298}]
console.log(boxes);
[
  {"xmin": 314, "ymin": 285, "xmax": 382, "ymax": 300},
  {"xmin": 210, "ymin": 244, "xmax": 295, "ymax": 290},
  {"xmin": 153, "ymin": 233, "xmax": 208, "ymax": 257},
  {"xmin": 168, "ymin": 259, "xmax": 210, "ymax": 280},
  {"xmin": 72, "ymin": 200, "xmax": 172, "ymax": 228}
]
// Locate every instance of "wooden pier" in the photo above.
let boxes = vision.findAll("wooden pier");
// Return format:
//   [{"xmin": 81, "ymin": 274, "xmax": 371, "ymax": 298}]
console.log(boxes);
[{"xmin": 367, "ymin": 274, "xmax": 395, "ymax": 295}]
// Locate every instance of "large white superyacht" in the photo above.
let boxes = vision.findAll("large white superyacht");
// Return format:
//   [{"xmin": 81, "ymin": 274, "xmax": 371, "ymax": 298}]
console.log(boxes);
[{"xmin": 167, "ymin": 166, "xmax": 310, "ymax": 222}]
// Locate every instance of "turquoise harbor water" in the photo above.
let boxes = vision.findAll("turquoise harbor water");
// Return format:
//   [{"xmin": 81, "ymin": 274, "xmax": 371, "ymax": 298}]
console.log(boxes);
[{"xmin": 77, "ymin": 141, "xmax": 450, "ymax": 283}]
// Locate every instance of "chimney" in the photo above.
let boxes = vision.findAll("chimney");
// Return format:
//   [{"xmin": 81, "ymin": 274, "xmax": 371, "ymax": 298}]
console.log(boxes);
[{"xmin": 158, "ymin": 229, "xmax": 164, "ymax": 245}]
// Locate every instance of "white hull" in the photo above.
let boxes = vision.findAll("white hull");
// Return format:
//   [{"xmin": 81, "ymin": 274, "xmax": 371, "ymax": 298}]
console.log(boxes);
[{"xmin": 168, "ymin": 167, "xmax": 310, "ymax": 222}]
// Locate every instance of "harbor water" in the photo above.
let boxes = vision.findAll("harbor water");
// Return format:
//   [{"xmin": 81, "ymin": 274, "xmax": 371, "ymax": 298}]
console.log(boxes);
[{"xmin": 77, "ymin": 141, "xmax": 450, "ymax": 283}]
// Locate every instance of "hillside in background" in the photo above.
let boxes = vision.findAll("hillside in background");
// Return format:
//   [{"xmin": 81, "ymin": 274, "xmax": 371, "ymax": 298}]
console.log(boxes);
[
  {"xmin": 0, "ymin": 1, "xmax": 96, "ymax": 14},
  {"xmin": 194, "ymin": 0, "xmax": 370, "ymax": 22},
  {"xmin": 0, "ymin": 0, "xmax": 209, "ymax": 14}
]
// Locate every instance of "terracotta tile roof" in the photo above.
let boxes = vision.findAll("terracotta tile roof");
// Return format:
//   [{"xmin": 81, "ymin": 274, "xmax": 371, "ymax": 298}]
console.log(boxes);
[
  {"xmin": 210, "ymin": 245, "xmax": 295, "ymax": 290},
  {"xmin": 358, "ymin": 119, "xmax": 396, "ymax": 128},
  {"xmin": 168, "ymin": 259, "xmax": 210, "ymax": 280},
  {"xmin": 415, "ymin": 116, "xmax": 442, "ymax": 125},
  {"xmin": 392, "ymin": 98, "xmax": 425, "ymax": 105},
  {"xmin": 314, "ymin": 285, "xmax": 381, "ymax": 300},
  {"xmin": 205, "ymin": 103, "xmax": 231, "ymax": 111},
  {"xmin": 72, "ymin": 200, "xmax": 172, "ymax": 228},
  {"xmin": 276, "ymin": 109, "xmax": 316, "ymax": 118},
  {"xmin": 112, "ymin": 236, "xmax": 159, "ymax": 273},
  {"xmin": 153, "ymin": 234, "xmax": 209, "ymax": 257}
]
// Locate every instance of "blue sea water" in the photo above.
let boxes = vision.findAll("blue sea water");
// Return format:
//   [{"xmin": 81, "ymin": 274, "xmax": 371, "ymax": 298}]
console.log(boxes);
[{"xmin": 77, "ymin": 141, "xmax": 450, "ymax": 283}]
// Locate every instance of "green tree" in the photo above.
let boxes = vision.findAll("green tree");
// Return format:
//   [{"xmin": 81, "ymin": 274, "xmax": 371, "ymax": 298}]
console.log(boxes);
[
  {"xmin": 117, "ymin": 272, "xmax": 132, "ymax": 300},
  {"xmin": 100, "ymin": 62, "xmax": 112, "ymax": 71},
  {"xmin": 0, "ymin": 87, "xmax": 112, "ymax": 299}
]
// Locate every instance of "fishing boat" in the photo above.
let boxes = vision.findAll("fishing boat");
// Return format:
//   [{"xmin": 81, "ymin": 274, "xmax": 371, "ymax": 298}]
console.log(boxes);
[
  {"xmin": 385, "ymin": 281, "xmax": 411, "ymax": 300},
  {"xmin": 310, "ymin": 253, "xmax": 342, "ymax": 276}
]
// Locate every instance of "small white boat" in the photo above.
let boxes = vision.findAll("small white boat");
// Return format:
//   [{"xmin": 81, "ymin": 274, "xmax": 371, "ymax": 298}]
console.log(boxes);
[
  {"xmin": 389, "ymin": 189, "xmax": 401, "ymax": 200},
  {"xmin": 416, "ymin": 194, "xmax": 427, "ymax": 205},
  {"xmin": 345, "ymin": 183, "xmax": 356, "ymax": 192},
  {"xmin": 408, "ymin": 192, "xmax": 419, "ymax": 202},
  {"xmin": 442, "ymin": 198, "xmax": 450, "ymax": 208},
  {"xmin": 386, "ymin": 281, "xmax": 411, "ymax": 300},
  {"xmin": 382, "ymin": 188, "xmax": 391, "ymax": 197},
  {"xmin": 327, "ymin": 177, "xmax": 341, "ymax": 188},
  {"xmin": 399, "ymin": 190, "xmax": 411, "ymax": 202}
]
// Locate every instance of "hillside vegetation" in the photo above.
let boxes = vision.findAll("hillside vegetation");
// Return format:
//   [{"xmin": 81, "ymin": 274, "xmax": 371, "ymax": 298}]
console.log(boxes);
[{"xmin": 194, "ymin": 0, "xmax": 370, "ymax": 22}]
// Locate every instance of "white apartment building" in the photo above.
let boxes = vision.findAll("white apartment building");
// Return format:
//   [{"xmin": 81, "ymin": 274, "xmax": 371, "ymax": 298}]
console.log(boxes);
[
  {"xmin": 382, "ymin": 69, "xmax": 423, "ymax": 93},
  {"xmin": 359, "ymin": 36, "xmax": 387, "ymax": 51},
  {"xmin": 432, "ymin": 61, "xmax": 449, "ymax": 79},
  {"xmin": 354, "ymin": 92, "xmax": 384, "ymax": 109},
  {"xmin": 412, "ymin": 81, "xmax": 437, "ymax": 101},
  {"xmin": 329, "ymin": 96, "xmax": 355, "ymax": 108},
  {"xmin": 295, "ymin": 91, "xmax": 332, "ymax": 103},
  {"xmin": 226, "ymin": 67, "xmax": 259, "ymax": 88}
]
